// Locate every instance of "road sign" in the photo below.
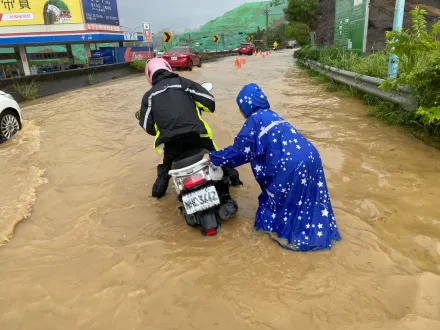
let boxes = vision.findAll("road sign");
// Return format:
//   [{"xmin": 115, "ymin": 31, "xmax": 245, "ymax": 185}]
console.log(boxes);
[
  {"xmin": 334, "ymin": 0, "xmax": 370, "ymax": 55},
  {"xmin": 163, "ymin": 32, "xmax": 172, "ymax": 43},
  {"xmin": 124, "ymin": 32, "xmax": 138, "ymax": 41},
  {"xmin": 213, "ymin": 35, "xmax": 219, "ymax": 43},
  {"xmin": 248, "ymin": 35, "xmax": 253, "ymax": 42},
  {"xmin": 143, "ymin": 22, "xmax": 152, "ymax": 43}
]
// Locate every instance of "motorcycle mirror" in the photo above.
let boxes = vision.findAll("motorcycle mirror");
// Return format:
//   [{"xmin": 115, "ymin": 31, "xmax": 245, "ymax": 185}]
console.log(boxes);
[{"xmin": 201, "ymin": 82, "xmax": 213, "ymax": 92}]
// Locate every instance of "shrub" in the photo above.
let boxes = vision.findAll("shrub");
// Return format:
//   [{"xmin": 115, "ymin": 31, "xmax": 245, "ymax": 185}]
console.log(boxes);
[
  {"xmin": 130, "ymin": 60, "xmax": 146, "ymax": 72},
  {"xmin": 87, "ymin": 72, "xmax": 95, "ymax": 85},
  {"xmin": 13, "ymin": 79, "xmax": 40, "ymax": 100}
]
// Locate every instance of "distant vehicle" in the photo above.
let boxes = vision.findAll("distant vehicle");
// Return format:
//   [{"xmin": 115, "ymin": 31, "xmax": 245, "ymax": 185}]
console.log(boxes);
[
  {"xmin": 286, "ymin": 40, "xmax": 298, "ymax": 49},
  {"xmin": 88, "ymin": 47, "xmax": 154, "ymax": 66},
  {"xmin": 66, "ymin": 64, "xmax": 85, "ymax": 70},
  {"xmin": 0, "ymin": 91, "xmax": 22, "ymax": 142},
  {"xmin": 162, "ymin": 46, "xmax": 202, "ymax": 71},
  {"xmin": 238, "ymin": 42, "xmax": 256, "ymax": 55},
  {"xmin": 39, "ymin": 65, "xmax": 57, "ymax": 73}
]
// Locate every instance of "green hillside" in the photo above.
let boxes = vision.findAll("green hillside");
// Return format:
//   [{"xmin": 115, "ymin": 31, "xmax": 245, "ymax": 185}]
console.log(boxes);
[{"xmin": 172, "ymin": 1, "xmax": 287, "ymax": 52}]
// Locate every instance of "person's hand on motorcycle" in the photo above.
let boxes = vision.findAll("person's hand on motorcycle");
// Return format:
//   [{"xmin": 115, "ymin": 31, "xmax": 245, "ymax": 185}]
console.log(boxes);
[{"xmin": 203, "ymin": 153, "xmax": 211, "ymax": 163}]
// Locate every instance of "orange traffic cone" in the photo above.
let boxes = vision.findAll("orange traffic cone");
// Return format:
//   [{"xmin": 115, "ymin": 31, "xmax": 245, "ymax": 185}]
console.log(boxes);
[
  {"xmin": 266, "ymin": 51, "xmax": 269, "ymax": 56},
  {"xmin": 262, "ymin": 54, "xmax": 265, "ymax": 59},
  {"xmin": 241, "ymin": 57, "xmax": 246, "ymax": 65},
  {"xmin": 235, "ymin": 57, "xmax": 241, "ymax": 68}
]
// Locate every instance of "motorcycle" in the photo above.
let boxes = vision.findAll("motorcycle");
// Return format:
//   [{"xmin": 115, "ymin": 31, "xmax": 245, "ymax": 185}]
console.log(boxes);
[{"xmin": 168, "ymin": 82, "xmax": 239, "ymax": 236}]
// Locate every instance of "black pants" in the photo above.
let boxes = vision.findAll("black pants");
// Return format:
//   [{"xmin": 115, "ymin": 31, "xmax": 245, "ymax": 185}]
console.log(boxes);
[{"xmin": 152, "ymin": 135, "xmax": 241, "ymax": 198}]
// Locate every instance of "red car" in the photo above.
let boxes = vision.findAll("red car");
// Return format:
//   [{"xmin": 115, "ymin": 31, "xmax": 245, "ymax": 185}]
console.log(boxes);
[
  {"xmin": 238, "ymin": 42, "xmax": 256, "ymax": 55},
  {"xmin": 162, "ymin": 46, "xmax": 202, "ymax": 71}
]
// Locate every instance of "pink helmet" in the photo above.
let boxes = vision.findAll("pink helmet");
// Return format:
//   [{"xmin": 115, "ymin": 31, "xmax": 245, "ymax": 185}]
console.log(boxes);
[{"xmin": 145, "ymin": 57, "xmax": 172, "ymax": 85}]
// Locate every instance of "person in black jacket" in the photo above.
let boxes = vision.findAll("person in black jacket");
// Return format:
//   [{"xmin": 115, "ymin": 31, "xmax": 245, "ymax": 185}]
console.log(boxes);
[{"xmin": 136, "ymin": 57, "xmax": 241, "ymax": 198}]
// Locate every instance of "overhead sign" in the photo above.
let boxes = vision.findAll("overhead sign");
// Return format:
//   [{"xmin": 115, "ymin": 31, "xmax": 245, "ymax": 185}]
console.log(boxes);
[
  {"xmin": 124, "ymin": 32, "xmax": 138, "ymax": 41},
  {"xmin": 213, "ymin": 35, "xmax": 219, "ymax": 43},
  {"xmin": 248, "ymin": 35, "xmax": 253, "ymax": 42},
  {"xmin": 0, "ymin": 0, "xmax": 84, "ymax": 26},
  {"xmin": 143, "ymin": 22, "xmax": 152, "ymax": 43},
  {"xmin": 334, "ymin": 0, "xmax": 370, "ymax": 55},
  {"xmin": 163, "ymin": 32, "xmax": 172, "ymax": 43},
  {"xmin": 81, "ymin": 0, "xmax": 120, "ymax": 26}
]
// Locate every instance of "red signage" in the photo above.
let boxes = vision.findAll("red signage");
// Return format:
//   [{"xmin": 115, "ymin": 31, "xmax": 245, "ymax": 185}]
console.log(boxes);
[
  {"xmin": 86, "ymin": 24, "xmax": 121, "ymax": 31},
  {"xmin": 123, "ymin": 49, "xmax": 154, "ymax": 62}
]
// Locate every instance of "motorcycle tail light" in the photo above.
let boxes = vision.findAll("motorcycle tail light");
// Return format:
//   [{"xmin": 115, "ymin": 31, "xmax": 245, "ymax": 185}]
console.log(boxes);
[
  {"xmin": 205, "ymin": 229, "xmax": 217, "ymax": 236},
  {"xmin": 182, "ymin": 172, "xmax": 205, "ymax": 189}
]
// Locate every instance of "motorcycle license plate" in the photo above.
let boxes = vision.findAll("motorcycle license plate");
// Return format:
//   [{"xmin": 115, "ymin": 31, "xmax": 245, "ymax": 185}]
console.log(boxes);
[
  {"xmin": 171, "ymin": 56, "xmax": 177, "ymax": 60},
  {"xmin": 182, "ymin": 186, "xmax": 220, "ymax": 215}
]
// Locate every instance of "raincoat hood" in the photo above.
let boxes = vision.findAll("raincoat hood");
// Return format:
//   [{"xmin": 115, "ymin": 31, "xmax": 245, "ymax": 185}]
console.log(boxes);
[{"xmin": 236, "ymin": 83, "xmax": 270, "ymax": 118}]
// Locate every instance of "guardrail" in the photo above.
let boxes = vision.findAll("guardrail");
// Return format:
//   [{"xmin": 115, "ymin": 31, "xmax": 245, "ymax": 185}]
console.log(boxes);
[{"xmin": 300, "ymin": 59, "xmax": 417, "ymax": 111}]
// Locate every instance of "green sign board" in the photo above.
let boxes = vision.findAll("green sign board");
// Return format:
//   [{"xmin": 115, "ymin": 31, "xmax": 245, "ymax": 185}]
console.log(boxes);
[{"xmin": 334, "ymin": 0, "xmax": 370, "ymax": 55}]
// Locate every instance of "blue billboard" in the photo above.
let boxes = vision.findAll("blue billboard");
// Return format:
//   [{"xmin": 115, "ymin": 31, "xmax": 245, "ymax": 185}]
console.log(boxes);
[{"xmin": 82, "ymin": 0, "xmax": 120, "ymax": 26}]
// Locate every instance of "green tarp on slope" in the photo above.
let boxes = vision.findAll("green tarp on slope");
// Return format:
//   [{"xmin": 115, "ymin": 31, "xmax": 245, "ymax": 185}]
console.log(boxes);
[{"xmin": 172, "ymin": 1, "xmax": 287, "ymax": 52}]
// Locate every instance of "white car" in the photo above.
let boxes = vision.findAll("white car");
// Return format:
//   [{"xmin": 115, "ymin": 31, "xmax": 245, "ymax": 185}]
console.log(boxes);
[{"xmin": 0, "ymin": 91, "xmax": 22, "ymax": 142}]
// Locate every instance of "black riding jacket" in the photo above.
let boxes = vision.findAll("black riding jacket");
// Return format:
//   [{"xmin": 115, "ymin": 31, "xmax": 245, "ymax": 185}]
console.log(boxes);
[{"xmin": 137, "ymin": 71, "xmax": 215, "ymax": 153}]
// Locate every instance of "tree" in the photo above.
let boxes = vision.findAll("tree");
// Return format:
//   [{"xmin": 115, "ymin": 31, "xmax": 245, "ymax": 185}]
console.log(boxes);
[
  {"xmin": 270, "ymin": 0, "xmax": 283, "ymax": 7},
  {"xmin": 265, "ymin": 24, "xmax": 288, "ymax": 47},
  {"xmin": 285, "ymin": 22, "xmax": 310, "ymax": 46},
  {"xmin": 284, "ymin": 0, "xmax": 319, "ymax": 27}
]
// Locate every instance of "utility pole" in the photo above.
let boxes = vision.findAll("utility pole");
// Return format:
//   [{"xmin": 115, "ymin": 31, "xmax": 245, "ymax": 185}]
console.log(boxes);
[
  {"xmin": 264, "ymin": 5, "xmax": 269, "ymax": 32},
  {"xmin": 387, "ymin": 0, "xmax": 406, "ymax": 78}
]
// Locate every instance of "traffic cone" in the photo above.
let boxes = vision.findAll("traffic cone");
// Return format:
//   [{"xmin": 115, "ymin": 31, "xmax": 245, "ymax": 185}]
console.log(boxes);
[
  {"xmin": 266, "ymin": 51, "xmax": 269, "ymax": 56},
  {"xmin": 241, "ymin": 57, "xmax": 246, "ymax": 65},
  {"xmin": 262, "ymin": 54, "xmax": 265, "ymax": 59},
  {"xmin": 235, "ymin": 57, "xmax": 241, "ymax": 68}
]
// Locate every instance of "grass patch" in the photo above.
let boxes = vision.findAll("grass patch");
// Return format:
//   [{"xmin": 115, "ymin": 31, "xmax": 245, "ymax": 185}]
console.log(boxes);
[
  {"xmin": 130, "ymin": 60, "xmax": 146, "ymax": 72},
  {"xmin": 87, "ymin": 72, "xmax": 95, "ymax": 85},
  {"xmin": 13, "ymin": 79, "xmax": 40, "ymax": 100},
  {"xmin": 111, "ymin": 73, "xmax": 122, "ymax": 80}
]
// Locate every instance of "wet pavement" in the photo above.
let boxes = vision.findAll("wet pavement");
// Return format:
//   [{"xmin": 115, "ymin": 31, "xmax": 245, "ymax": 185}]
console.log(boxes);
[{"xmin": 0, "ymin": 50, "xmax": 439, "ymax": 330}]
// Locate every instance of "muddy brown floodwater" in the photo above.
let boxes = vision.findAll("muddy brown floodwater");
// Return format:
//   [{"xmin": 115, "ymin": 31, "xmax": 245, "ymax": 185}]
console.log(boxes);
[{"xmin": 0, "ymin": 51, "xmax": 439, "ymax": 330}]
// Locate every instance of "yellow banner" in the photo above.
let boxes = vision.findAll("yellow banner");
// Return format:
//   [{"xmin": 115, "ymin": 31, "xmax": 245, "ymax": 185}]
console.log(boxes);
[{"xmin": 0, "ymin": 0, "xmax": 84, "ymax": 26}]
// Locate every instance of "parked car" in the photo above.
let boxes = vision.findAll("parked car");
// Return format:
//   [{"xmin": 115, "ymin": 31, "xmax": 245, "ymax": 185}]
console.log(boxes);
[
  {"xmin": 238, "ymin": 42, "xmax": 256, "ymax": 55},
  {"xmin": 162, "ymin": 46, "xmax": 202, "ymax": 71},
  {"xmin": 0, "ymin": 91, "xmax": 22, "ymax": 142},
  {"xmin": 286, "ymin": 40, "xmax": 298, "ymax": 49}
]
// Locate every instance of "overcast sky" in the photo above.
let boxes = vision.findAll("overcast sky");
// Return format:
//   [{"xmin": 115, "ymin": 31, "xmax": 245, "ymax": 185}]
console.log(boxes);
[{"xmin": 117, "ymin": 0, "xmax": 264, "ymax": 32}]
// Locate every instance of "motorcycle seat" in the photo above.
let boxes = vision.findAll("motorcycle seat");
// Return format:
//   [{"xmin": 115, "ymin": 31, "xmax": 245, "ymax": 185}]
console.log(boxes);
[{"xmin": 171, "ymin": 148, "xmax": 210, "ymax": 170}]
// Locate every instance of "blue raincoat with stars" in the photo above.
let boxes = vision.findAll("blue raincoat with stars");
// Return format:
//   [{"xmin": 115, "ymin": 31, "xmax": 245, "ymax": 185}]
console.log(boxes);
[{"xmin": 209, "ymin": 84, "xmax": 341, "ymax": 251}]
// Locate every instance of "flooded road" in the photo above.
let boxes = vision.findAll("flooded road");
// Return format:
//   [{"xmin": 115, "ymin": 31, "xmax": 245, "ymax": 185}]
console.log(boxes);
[{"xmin": 1, "ymin": 51, "xmax": 439, "ymax": 329}]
